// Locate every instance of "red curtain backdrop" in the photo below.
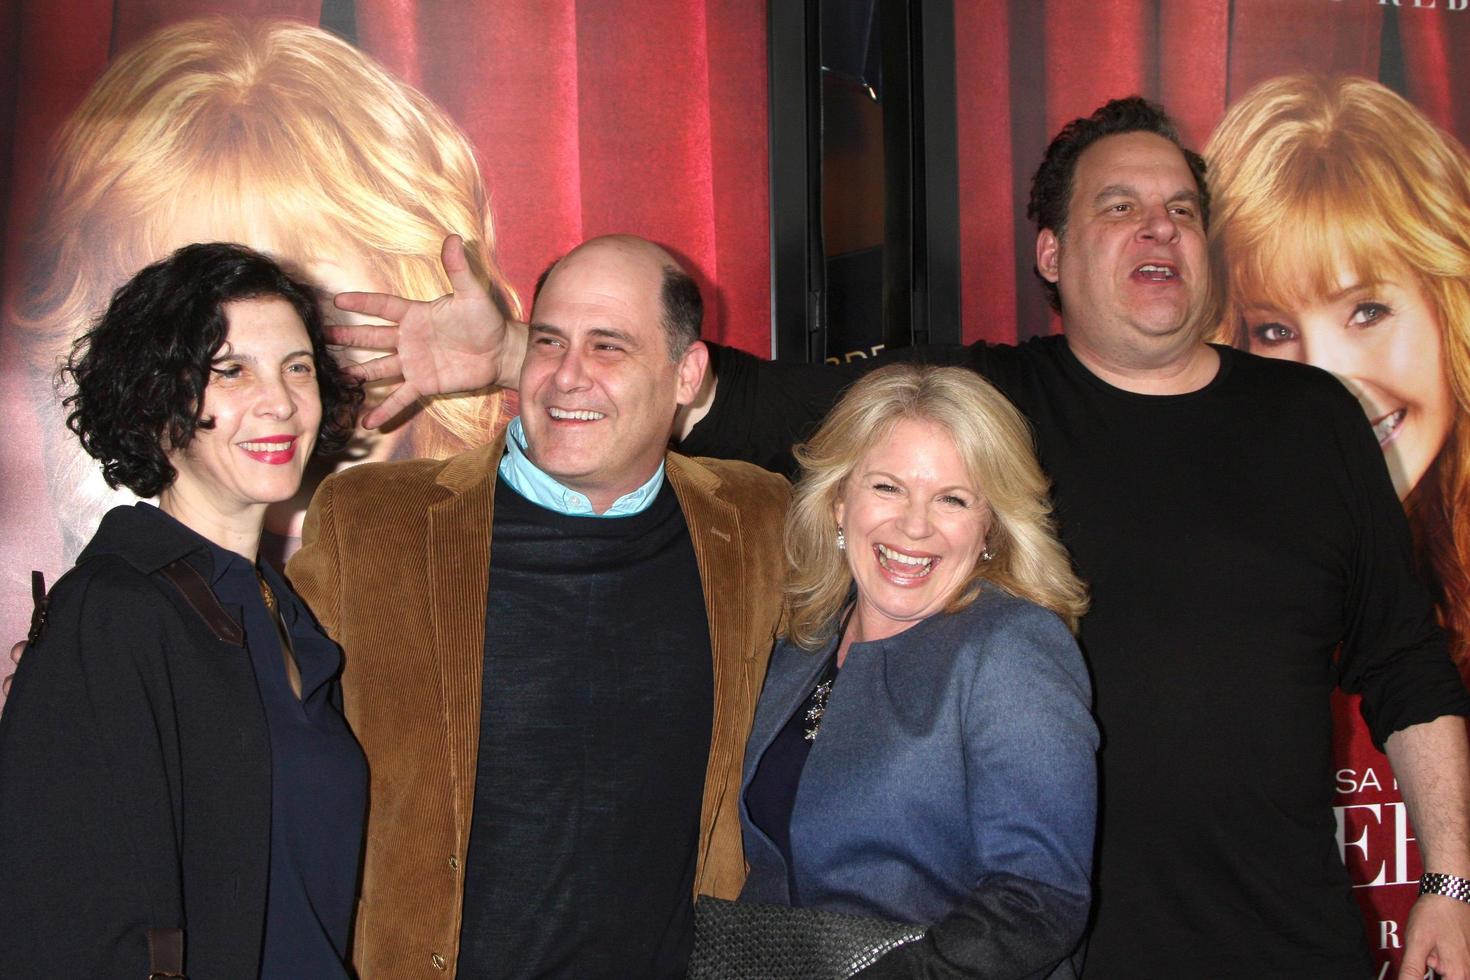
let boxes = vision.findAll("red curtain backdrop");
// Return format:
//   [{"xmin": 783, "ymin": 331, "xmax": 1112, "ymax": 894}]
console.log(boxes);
[
  {"xmin": 7, "ymin": 2, "xmax": 1468, "ymax": 462},
  {"xmin": 0, "ymin": 0, "xmax": 771, "ymax": 356},
  {"xmin": 954, "ymin": 0, "xmax": 1470, "ymax": 345}
]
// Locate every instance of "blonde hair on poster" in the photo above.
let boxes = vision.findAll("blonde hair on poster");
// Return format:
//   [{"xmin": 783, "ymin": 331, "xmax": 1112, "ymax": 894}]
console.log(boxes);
[
  {"xmin": 1207, "ymin": 73, "xmax": 1470, "ymax": 670},
  {"xmin": 11, "ymin": 16, "xmax": 522, "ymax": 552}
]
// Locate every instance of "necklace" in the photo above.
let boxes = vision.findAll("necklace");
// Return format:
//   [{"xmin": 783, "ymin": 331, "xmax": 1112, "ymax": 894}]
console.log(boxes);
[
  {"xmin": 256, "ymin": 570, "xmax": 278, "ymax": 617},
  {"xmin": 804, "ymin": 605, "xmax": 854, "ymax": 741},
  {"xmin": 256, "ymin": 568, "xmax": 304, "ymax": 700},
  {"xmin": 803, "ymin": 677, "xmax": 834, "ymax": 741}
]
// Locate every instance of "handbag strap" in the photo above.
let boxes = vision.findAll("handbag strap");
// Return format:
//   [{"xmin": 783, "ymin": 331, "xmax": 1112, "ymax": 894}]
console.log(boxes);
[
  {"xmin": 146, "ymin": 927, "xmax": 185, "ymax": 979},
  {"xmin": 27, "ymin": 570, "xmax": 48, "ymax": 646},
  {"xmin": 157, "ymin": 558, "xmax": 244, "ymax": 646}
]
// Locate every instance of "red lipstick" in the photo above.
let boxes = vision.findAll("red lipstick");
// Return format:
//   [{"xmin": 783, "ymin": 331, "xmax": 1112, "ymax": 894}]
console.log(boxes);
[{"xmin": 238, "ymin": 435, "xmax": 297, "ymax": 465}]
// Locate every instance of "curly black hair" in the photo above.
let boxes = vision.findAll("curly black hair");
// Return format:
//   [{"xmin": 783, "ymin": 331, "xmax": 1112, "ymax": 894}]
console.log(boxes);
[
  {"xmin": 62, "ymin": 242, "xmax": 362, "ymax": 498},
  {"xmin": 1027, "ymin": 96, "xmax": 1210, "ymax": 312}
]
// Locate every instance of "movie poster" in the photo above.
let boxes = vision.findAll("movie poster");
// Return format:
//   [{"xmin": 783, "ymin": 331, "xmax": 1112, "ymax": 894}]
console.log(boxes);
[
  {"xmin": 0, "ymin": 0, "xmax": 770, "ymax": 641},
  {"xmin": 3, "ymin": 1, "xmax": 1468, "ymax": 973},
  {"xmin": 949, "ymin": 2, "xmax": 1470, "ymax": 973}
]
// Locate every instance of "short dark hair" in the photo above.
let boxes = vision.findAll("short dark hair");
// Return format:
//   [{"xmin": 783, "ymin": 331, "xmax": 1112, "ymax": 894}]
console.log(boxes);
[
  {"xmin": 532, "ymin": 256, "xmax": 703, "ymax": 361},
  {"xmin": 62, "ymin": 242, "xmax": 362, "ymax": 498},
  {"xmin": 1027, "ymin": 96, "xmax": 1210, "ymax": 312},
  {"xmin": 658, "ymin": 264, "xmax": 702, "ymax": 358}
]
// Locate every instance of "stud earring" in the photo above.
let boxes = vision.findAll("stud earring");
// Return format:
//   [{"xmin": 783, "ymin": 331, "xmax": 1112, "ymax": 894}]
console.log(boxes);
[
  {"xmin": 980, "ymin": 548, "xmax": 994, "ymax": 562},
  {"xmin": 836, "ymin": 526, "xmax": 846, "ymax": 551}
]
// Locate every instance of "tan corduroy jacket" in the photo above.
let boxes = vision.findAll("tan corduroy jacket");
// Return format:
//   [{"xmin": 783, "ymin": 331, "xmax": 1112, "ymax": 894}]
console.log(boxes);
[{"xmin": 287, "ymin": 435, "xmax": 789, "ymax": 978}]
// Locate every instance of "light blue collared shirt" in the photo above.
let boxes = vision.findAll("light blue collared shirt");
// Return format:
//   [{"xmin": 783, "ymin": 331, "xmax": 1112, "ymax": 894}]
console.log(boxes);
[{"xmin": 497, "ymin": 417, "xmax": 665, "ymax": 517}]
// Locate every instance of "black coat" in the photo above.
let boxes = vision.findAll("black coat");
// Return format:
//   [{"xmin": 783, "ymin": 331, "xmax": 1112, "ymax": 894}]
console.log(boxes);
[{"xmin": 0, "ymin": 505, "xmax": 272, "ymax": 978}]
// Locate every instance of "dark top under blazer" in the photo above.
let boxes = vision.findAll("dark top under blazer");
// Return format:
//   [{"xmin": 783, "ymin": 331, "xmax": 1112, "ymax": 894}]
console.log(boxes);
[
  {"xmin": 740, "ymin": 588, "xmax": 1099, "ymax": 979},
  {"xmin": 0, "ymin": 504, "xmax": 295, "ymax": 977}
]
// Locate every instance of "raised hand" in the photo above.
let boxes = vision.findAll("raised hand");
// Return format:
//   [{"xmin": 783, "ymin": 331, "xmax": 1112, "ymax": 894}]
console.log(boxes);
[{"xmin": 330, "ymin": 235, "xmax": 528, "ymax": 430}]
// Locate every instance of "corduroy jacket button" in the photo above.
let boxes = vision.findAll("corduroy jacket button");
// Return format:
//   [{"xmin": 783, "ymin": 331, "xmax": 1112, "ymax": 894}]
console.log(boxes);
[
  {"xmin": 448, "ymin": 855, "xmax": 459, "ymax": 871},
  {"xmin": 432, "ymin": 953, "xmax": 447, "ymax": 971}
]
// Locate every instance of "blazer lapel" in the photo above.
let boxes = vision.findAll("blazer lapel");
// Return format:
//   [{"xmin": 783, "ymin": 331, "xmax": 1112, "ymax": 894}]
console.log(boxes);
[
  {"xmin": 742, "ymin": 639, "xmax": 833, "ymax": 793},
  {"xmin": 735, "ymin": 635, "xmax": 832, "ymax": 902},
  {"xmin": 426, "ymin": 439, "xmax": 500, "ymax": 843},
  {"xmin": 667, "ymin": 455, "xmax": 746, "ymax": 858}
]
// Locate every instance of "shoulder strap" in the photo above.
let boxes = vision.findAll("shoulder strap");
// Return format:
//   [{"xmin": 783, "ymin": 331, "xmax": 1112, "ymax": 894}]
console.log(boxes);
[
  {"xmin": 142, "ymin": 562, "xmax": 227, "ymax": 977},
  {"xmin": 146, "ymin": 927, "xmax": 185, "ymax": 978},
  {"xmin": 31, "ymin": 558, "xmax": 244, "ymax": 650},
  {"xmin": 26, "ymin": 570, "xmax": 48, "ymax": 645},
  {"xmin": 156, "ymin": 559, "xmax": 244, "ymax": 647}
]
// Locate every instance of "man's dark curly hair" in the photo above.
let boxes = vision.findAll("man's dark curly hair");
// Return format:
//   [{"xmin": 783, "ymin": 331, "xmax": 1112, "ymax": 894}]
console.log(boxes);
[
  {"xmin": 62, "ymin": 242, "xmax": 362, "ymax": 498},
  {"xmin": 1027, "ymin": 96, "xmax": 1210, "ymax": 312}
]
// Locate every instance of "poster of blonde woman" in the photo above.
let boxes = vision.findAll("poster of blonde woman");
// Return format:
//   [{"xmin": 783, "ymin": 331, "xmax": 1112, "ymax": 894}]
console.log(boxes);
[
  {"xmin": 0, "ymin": 3, "xmax": 771, "ymax": 664},
  {"xmin": 9, "ymin": 18, "xmax": 522, "ymax": 566},
  {"xmin": 1198, "ymin": 70, "xmax": 1470, "ymax": 973},
  {"xmin": 1208, "ymin": 74, "xmax": 1470, "ymax": 689}
]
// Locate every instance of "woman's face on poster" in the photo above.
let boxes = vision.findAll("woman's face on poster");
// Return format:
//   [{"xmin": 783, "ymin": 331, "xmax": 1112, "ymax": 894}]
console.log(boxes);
[{"xmin": 1238, "ymin": 260, "xmax": 1453, "ymax": 500}]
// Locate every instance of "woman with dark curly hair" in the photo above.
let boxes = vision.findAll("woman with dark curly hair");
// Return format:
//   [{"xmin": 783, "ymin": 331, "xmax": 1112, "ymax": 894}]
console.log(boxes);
[{"xmin": 0, "ymin": 242, "xmax": 366, "ymax": 978}]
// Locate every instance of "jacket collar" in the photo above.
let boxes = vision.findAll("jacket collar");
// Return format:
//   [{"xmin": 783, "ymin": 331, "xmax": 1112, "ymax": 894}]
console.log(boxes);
[
  {"xmin": 665, "ymin": 449, "xmax": 726, "ymax": 498},
  {"xmin": 435, "ymin": 435, "xmax": 507, "ymax": 497},
  {"xmin": 78, "ymin": 503, "xmax": 218, "ymax": 577},
  {"xmin": 430, "ymin": 431, "xmax": 729, "ymax": 504},
  {"xmin": 497, "ymin": 417, "xmax": 665, "ymax": 516},
  {"xmin": 77, "ymin": 503, "xmax": 247, "ymax": 647}
]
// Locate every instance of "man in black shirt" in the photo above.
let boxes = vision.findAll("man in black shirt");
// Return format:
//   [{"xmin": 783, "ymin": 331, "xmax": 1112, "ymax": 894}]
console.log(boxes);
[{"xmin": 336, "ymin": 104, "xmax": 1470, "ymax": 977}]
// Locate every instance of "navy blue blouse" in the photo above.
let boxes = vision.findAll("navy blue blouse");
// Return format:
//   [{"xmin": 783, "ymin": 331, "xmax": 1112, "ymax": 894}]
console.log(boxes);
[
  {"xmin": 744, "ymin": 647, "xmax": 838, "ymax": 905},
  {"xmin": 201, "ymin": 527, "xmax": 366, "ymax": 978}
]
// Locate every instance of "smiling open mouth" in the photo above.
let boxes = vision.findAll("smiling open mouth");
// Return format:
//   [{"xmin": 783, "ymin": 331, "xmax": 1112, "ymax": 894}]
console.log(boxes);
[
  {"xmin": 876, "ymin": 543, "xmax": 935, "ymax": 577},
  {"xmin": 1371, "ymin": 408, "xmax": 1405, "ymax": 446},
  {"xmin": 238, "ymin": 437, "xmax": 298, "ymax": 464},
  {"xmin": 548, "ymin": 408, "xmax": 606, "ymax": 421},
  {"xmin": 1133, "ymin": 263, "xmax": 1178, "ymax": 281},
  {"xmin": 239, "ymin": 439, "xmax": 295, "ymax": 452}
]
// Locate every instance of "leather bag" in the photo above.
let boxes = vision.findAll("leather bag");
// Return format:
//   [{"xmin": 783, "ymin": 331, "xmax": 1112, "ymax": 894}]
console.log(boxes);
[{"xmin": 687, "ymin": 895, "xmax": 924, "ymax": 979}]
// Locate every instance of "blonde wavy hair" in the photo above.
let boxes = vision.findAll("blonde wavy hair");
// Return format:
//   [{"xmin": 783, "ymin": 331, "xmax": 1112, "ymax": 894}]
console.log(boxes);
[
  {"xmin": 11, "ymin": 17, "xmax": 520, "ymax": 552},
  {"xmin": 782, "ymin": 364, "xmax": 1088, "ymax": 650},
  {"xmin": 1206, "ymin": 73, "xmax": 1470, "ymax": 673}
]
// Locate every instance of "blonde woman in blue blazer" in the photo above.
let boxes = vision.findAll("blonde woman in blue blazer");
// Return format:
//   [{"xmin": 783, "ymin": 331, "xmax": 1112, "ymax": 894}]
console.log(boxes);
[{"xmin": 739, "ymin": 364, "xmax": 1097, "ymax": 979}]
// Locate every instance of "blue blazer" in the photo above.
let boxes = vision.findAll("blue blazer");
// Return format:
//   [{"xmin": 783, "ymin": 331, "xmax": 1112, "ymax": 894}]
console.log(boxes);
[{"xmin": 739, "ymin": 587, "xmax": 1098, "ymax": 978}]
